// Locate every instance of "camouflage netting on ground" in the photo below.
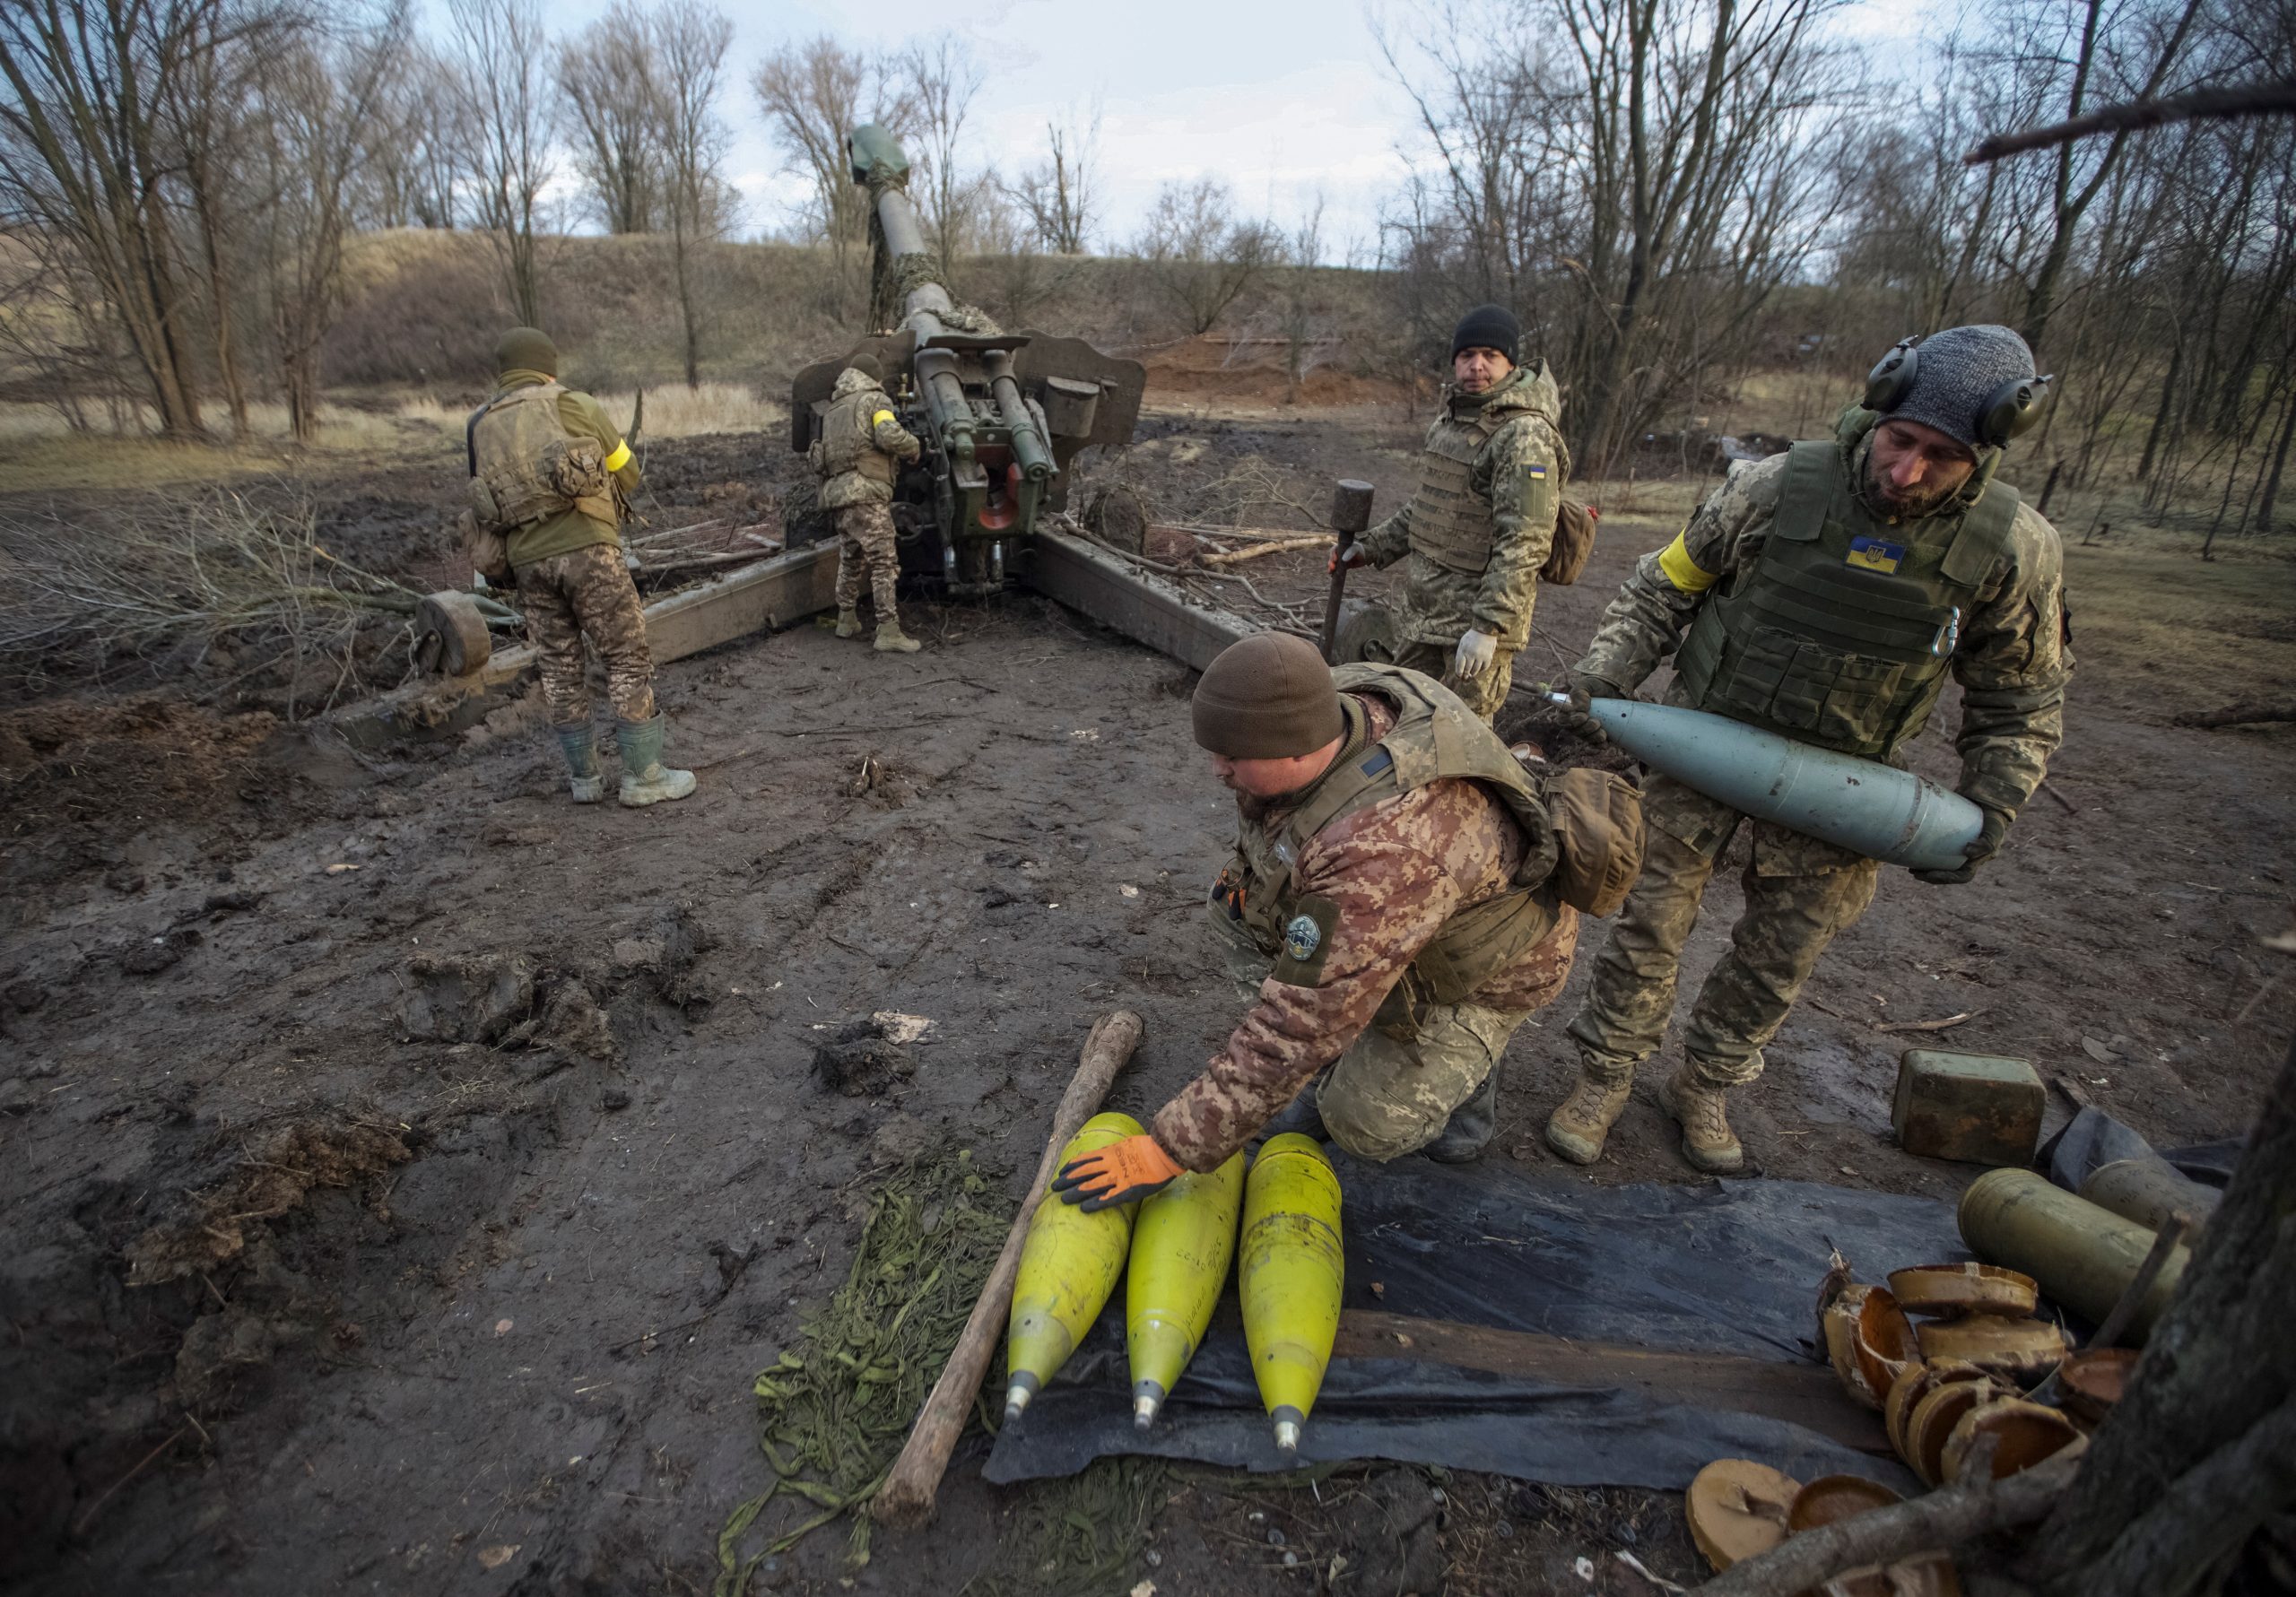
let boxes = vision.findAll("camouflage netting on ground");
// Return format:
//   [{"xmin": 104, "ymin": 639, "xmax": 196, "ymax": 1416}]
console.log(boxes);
[{"xmin": 713, "ymin": 1149, "xmax": 1010, "ymax": 1594}]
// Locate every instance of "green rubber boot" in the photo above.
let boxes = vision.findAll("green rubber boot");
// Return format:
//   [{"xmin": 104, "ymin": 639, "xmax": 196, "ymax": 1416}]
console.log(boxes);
[
  {"xmin": 614, "ymin": 714, "xmax": 697, "ymax": 808},
  {"xmin": 556, "ymin": 725, "xmax": 605, "ymax": 804}
]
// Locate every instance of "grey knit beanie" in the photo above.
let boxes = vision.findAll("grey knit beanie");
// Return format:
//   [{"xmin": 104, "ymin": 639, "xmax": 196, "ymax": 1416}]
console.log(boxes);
[{"xmin": 1886, "ymin": 325, "xmax": 2036, "ymax": 450}]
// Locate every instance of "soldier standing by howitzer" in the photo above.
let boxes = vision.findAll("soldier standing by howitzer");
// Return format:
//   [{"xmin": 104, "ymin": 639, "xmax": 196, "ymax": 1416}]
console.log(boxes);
[
  {"xmin": 464, "ymin": 327, "xmax": 696, "ymax": 808},
  {"xmin": 812, "ymin": 352, "xmax": 925, "ymax": 654},
  {"xmin": 1330, "ymin": 304, "xmax": 1593, "ymax": 721},
  {"xmin": 1049, "ymin": 633, "xmax": 1643, "ymax": 1213},
  {"xmin": 1543, "ymin": 325, "xmax": 2072, "ymax": 1175}
]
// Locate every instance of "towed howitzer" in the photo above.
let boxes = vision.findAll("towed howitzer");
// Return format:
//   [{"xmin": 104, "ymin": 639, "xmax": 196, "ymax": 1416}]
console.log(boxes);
[{"xmin": 789, "ymin": 126, "xmax": 1145, "ymax": 595}]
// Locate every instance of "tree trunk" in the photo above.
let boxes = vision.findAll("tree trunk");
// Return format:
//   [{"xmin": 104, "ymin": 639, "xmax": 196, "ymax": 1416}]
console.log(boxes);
[
  {"xmin": 674, "ymin": 223, "xmax": 700, "ymax": 390},
  {"xmin": 2257, "ymin": 384, "xmax": 2296, "ymax": 534},
  {"xmin": 2019, "ymin": 1036, "xmax": 2296, "ymax": 1597}
]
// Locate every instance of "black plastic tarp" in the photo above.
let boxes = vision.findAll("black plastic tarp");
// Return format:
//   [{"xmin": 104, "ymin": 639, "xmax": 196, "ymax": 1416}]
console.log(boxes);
[{"xmin": 986, "ymin": 1157, "xmax": 1964, "ymax": 1493}]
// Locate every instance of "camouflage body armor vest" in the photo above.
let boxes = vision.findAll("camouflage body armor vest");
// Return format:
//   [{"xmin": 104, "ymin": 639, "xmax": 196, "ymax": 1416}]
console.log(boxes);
[
  {"xmin": 817, "ymin": 385, "xmax": 900, "ymax": 508},
  {"xmin": 1212, "ymin": 664, "xmax": 1561, "ymax": 1005},
  {"xmin": 1407, "ymin": 394, "xmax": 1512, "ymax": 575},
  {"xmin": 466, "ymin": 381, "xmax": 613, "ymax": 531},
  {"xmin": 1674, "ymin": 440, "xmax": 2019, "ymax": 760}
]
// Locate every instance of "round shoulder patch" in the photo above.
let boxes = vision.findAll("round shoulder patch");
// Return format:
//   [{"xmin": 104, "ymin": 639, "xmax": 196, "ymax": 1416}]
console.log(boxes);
[{"xmin": 1283, "ymin": 914, "xmax": 1322, "ymax": 964}]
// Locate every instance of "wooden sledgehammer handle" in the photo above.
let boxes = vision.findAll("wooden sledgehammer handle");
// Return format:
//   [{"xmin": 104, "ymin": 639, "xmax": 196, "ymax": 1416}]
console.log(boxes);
[{"xmin": 870, "ymin": 1008, "xmax": 1144, "ymax": 1530}]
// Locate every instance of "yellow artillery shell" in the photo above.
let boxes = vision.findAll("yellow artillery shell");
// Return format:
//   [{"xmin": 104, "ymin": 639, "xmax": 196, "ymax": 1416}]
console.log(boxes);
[
  {"xmin": 1004, "ymin": 1111, "xmax": 1144, "ymax": 1420},
  {"xmin": 1240, "ymin": 1133, "xmax": 1344, "ymax": 1452},
  {"xmin": 1126, "ymin": 1151, "xmax": 1246, "ymax": 1429}
]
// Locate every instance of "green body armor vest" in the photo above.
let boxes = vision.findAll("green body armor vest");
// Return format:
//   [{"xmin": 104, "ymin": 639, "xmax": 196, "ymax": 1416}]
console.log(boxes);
[
  {"xmin": 818, "ymin": 385, "xmax": 900, "ymax": 508},
  {"xmin": 1211, "ymin": 664, "xmax": 1562, "ymax": 1006},
  {"xmin": 1408, "ymin": 396, "xmax": 1510, "ymax": 575},
  {"xmin": 1673, "ymin": 440, "xmax": 2019, "ymax": 759},
  {"xmin": 466, "ymin": 381, "xmax": 613, "ymax": 532}
]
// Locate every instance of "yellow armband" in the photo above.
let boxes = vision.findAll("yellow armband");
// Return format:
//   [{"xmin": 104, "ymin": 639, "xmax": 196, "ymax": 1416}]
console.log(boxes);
[
  {"xmin": 871, "ymin": 410, "xmax": 896, "ymax": 429},
  {"xmin": 603, "ymin": 439, "xmax": 632, "ymax": 473},
  {"xmin": 1657, "ymin": 532, "xmax": 1718, "ymax": 593}
]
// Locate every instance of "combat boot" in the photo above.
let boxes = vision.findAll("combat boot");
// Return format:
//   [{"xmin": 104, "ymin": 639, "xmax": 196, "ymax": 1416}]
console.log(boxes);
[
  {"xmin": 614, "ymin": 713, "xmax": 698, "ymax": 808},
  {"xmin": 1423, "ymin": 1069, "xmax": 1497, "ymax": 1164},
  {"xmin": 874, "ymin": 618, "xmax": 922, "ymax": 654},
  {"xmin": 1544, "ymin": 1067, "xmax": 1632, "ymax": 1165},
  {"xmin": 834, "ymin": 605, "xmax": 864, "ymax": 638},
  {"xmin": 556, "ymin": 725, "xmax": 605, "ymax": 804},
  {"xmin": 1656, "ymin": 1066, "xmax": 1744, "ymax": 1174}
]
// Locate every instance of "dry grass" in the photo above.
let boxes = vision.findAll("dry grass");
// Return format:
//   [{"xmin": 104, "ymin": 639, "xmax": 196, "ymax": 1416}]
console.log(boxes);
[
  {"xmin": 0, "ymin": 399, "xmax": 453, "ymax": 492},
  {"xmin": 395, "ymin": 379, "xmax": 779, "ymax": 440}
]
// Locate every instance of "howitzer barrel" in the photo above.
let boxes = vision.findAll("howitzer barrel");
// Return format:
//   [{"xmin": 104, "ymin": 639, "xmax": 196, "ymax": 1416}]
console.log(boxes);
[{"xmin": 849, "ymin": 124, "xmax": 960, "ymax": 338}]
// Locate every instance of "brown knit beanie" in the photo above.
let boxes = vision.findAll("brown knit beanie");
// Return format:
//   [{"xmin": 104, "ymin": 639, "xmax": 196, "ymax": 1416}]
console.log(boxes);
[
  {"xmin": 846, "ymin": 352, "xmax": 883, "ymax": 383},
  {"xmin": 1192, "ymin": 633, "xmax": 1344, "ymax": 758},
  {"xmin": 495, "ymin": 326, "xmax": 558, "ymax": 378}
]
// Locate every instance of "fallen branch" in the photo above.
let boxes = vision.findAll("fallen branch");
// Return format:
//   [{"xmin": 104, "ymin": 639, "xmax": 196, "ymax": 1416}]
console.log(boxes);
[
  {"xmin": 1201, "ymin": 534, "xmax": 1331, "ymax": 566},
  {"xmin": 1872, "ymin": 1010, "xmax": 1982, "ymax": 1036},
  {"xmin": 1965, "ymin": 78, "xmax": 2296, "ymax": 165},
  {"xmin": 1696, "ymin": 1453, "xmax": 2081, "ymax": 1595},
  {"xmin": 869, "ymin": 1011, "xmax": 1144, "ymax": 1529},
  {"xmin": 2170, "ymin": 700, "xmax": 2296, "ymax": 731}
]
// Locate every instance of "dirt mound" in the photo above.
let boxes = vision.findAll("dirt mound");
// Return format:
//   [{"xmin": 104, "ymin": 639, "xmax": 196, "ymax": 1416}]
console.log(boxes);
[
  {"xmin": 0, "ymin": 695, "xmax": 278, "ymax": 838},
  {"xmin": 122, "ymin": 1119, "xmax": 412, "ymax": 1286}
]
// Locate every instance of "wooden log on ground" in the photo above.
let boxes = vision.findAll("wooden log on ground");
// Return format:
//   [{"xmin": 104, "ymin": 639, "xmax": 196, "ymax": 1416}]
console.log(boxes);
[
  {"xmin": 869, "ymin": 1009, "xmax": 1145, "ymax": 1530},
  {"xmin": 1200, "ymin": 534, "xmax": 1332, "ymax": 566}
]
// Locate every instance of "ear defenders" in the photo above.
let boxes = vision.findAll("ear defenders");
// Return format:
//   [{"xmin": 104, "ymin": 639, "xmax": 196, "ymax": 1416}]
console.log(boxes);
[{"xmin": 1864, "ymin": 334, "xmax": 2056, "ymax": 449}]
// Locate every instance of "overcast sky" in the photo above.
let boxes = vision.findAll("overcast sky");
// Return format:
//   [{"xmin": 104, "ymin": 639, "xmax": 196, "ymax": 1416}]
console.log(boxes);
[{"xmin": 491, "ymin": 0, "xmax": 1933, "ymax": 259}]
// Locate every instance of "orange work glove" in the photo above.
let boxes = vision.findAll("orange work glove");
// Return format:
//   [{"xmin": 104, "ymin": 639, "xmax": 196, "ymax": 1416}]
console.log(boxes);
[
  {"xmin": 1051, "ymin": 1133, "xmax": 1183, "ymax": 1211},
  {"xmin": 1327, "ymin": 542, "xmax": 1370, "ymax": 575}
]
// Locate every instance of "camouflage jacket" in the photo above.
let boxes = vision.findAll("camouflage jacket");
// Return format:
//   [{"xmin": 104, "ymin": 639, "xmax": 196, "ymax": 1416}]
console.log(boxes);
[
  {"xmin": 1354, "ymin": 362, "xmax": 1570, "ymax": 649},
  {"xmin": 1576, "ymin": 419, "xmax": 2072, "ymax": 822},
  {"xmin": 1151, "ymin": 695, "xmax": 1579, "ymax": 1170},
  {"xmin": 811, "ymin": 367, "xmax": 921, "ymax": 509}
]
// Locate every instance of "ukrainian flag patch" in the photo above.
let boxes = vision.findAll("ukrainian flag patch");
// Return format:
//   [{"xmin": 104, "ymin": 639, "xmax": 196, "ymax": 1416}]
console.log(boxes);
[
  {"xmin": 1526, "ymin": 464, "xmax": 1549, "ymax": 480},
  {"xmin": 1847, "ymin": 534, "xmax": 1906, "ymax": 574}
]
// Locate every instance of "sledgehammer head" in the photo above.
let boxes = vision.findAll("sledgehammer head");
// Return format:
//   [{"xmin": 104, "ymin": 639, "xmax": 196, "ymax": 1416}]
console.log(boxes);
[{"xmin": 1330, "ymin": 479, "xmax": 1375, "ymax": 536}]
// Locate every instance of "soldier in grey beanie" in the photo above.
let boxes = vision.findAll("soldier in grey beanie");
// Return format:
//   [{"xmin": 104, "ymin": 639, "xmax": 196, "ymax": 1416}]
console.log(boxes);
[{"xmin": 1872, "ymin": 324, "xmax": 2048, "ymax": 453}]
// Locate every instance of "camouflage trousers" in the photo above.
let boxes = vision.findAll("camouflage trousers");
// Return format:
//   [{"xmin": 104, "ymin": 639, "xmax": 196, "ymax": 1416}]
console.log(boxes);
[
  {"xmin": 514, "ymin": 542, "xmax": 657, "ymax": 726},
  {"xmin": 1338, "ymin": 601, "xmax": 1518, "ymax": 721},
  {"xmin": 1315, "ymin": 1000, "xmax": 1534, "ymax": 1159},
  {"xmin": 833, "ymin": 503, "xmax": 900, "ymax": 619},
  {"xmin": 1566, "ymin": 774, "xmax": 1880, "ymax": 1089},
  {"xmin": 1210, "ymin": 920, "xmax": 1535, "ymax": 1162}
]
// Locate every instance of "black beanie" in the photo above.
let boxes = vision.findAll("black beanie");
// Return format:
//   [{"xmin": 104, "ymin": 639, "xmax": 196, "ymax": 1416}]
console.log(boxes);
[
  {"xmin": 495, "ymin": 326, "xmax": 558, "ymax": 378},
  {"xmin": 1451, "ymin": 304, "xmax": 1519, "ymax": 363},
  {"xmin": 846, "ymin": 352, "xmax": 883, "ymax": 383}
]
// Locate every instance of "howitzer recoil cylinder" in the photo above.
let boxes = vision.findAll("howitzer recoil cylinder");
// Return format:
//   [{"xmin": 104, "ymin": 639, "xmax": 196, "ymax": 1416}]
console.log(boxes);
[{"xmin": 1563, "ymin": 697, "xmax": 1987, "ymax": 871}]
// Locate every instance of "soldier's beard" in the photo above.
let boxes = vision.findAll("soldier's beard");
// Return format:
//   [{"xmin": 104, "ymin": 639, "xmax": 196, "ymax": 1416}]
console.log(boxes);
[{"xmin": 1862, "ymin": 459, "xmax": 1960, "ymax": 518}]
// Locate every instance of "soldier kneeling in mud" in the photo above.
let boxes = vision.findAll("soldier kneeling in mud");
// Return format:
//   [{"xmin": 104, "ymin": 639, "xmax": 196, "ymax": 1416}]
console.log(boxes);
[
  {"xmin": 464, "ymin": 326, "xmax": 696, "ymax": 807},
  {"xmin": 1052, "ymin": 633, "xmax": 1643, "ymax": 1212}
]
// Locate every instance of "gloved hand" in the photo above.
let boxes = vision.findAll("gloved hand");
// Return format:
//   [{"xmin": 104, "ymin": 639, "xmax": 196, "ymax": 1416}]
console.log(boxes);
[
  {"xmin": 1912, "ymin": 804, "xmax": 2009, "ymax": 885},
  {"xmin": 1051, "ymin": 1133, "xmax": 1183, "ymax": 1211},
  {"xmin": 1452, "ymin": 628, "xmax": 1499, "ymax": 680},
  {"xmin": 1327, "ymin": 542, "xmax": 1370, "ymax": 574},
  {"xmin": 1548, "ymin": 672, "xmax": 1613, "ymax": 744}
]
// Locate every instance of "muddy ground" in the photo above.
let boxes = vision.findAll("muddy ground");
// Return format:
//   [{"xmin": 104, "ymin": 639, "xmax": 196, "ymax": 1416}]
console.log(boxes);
[{"xmin": 3, "ymin": 411, "xmax": 2292, "ymax": 1596}]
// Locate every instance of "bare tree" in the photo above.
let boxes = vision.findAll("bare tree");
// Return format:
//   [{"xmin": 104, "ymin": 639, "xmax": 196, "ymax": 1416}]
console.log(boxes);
[
  {"xmin": 448, "ymin": 0, "xmax": 554, "ymax": 326},
  {"xmin": 1134, "ymin": 177, "xmax": 1279, "ymax": 335},
  {"xmin": 650, "ymin": 0, "xmax": 734, "ymax": 388},
  {"xmin": 357, "ymin": 45, "xmax": 468, "ymax": 230},
  {"xmin": 1009, "ymin": 101, "xmax": 1101, "ymax": 254},
  {"xmin": 248, "ymin": 6, "xmax": 404, "ymax": 441},
  {"xmin": 557, "ymin": 3, "xmax": 663, "ymax": 236},
  {"xmin": 0, "ymin": 0, "xmax": 244, "ymax": 438},
  {"xmin": 1282, "ymin": 196, "xmax": 1330, "ymax": 403},
  {"xmin": 751, "ymin": 36, "xmax": 913, "ymax": 285},
  {"xmin": 899, "ymin": 33, "xmax": 986, "ymax": 268}
]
